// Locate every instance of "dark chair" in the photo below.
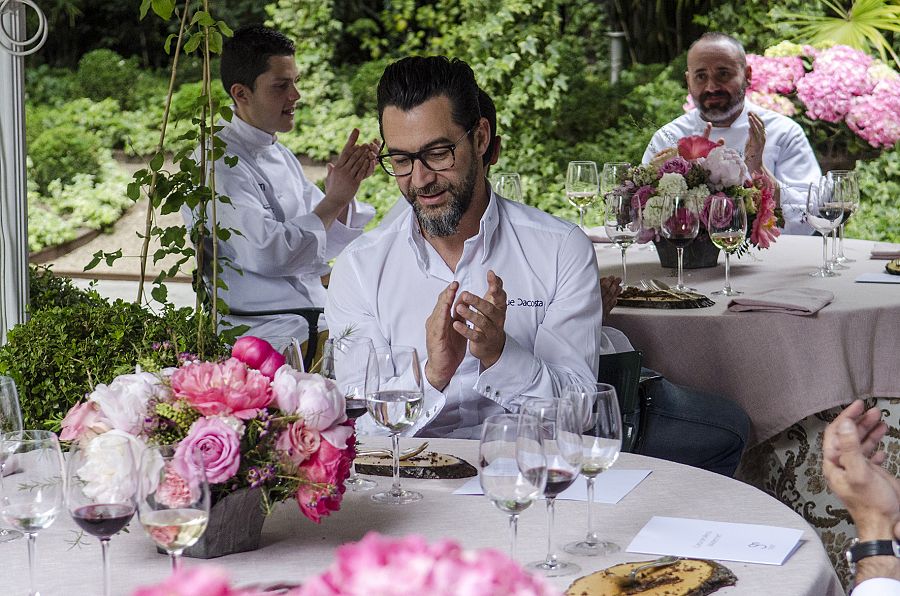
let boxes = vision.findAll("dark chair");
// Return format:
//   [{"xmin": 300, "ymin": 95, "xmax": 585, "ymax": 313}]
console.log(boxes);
[
  {"xmin": 597, "ymin": 350, "xmax": 645, "ymax": 453},
  {"xmin": 228, "ymin": 306, "xmax": 325, "ymax": 372}
]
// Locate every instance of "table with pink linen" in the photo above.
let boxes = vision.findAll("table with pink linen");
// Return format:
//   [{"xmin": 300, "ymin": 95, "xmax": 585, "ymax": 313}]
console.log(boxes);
[
  {"xmin": 596, "ymin": 235, "xmax": 900, "ymax": 445},
  {"xmin": 3, "ymin": 437, "xmax": 841, "ymax": 595}
]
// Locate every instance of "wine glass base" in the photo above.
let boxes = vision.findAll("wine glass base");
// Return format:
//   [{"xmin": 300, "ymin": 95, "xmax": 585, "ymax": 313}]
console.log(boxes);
[
  {"xmin": 346, "ymin": 475, "xmax": 377, "ymax": 492},
  {"xmin": 526, "ymin": 559, "xmax": 581, "ymax": 577},
  {"xmin": 711, "ymin": 288, "xmax": 742, "ymax": 296},
  {"xmin": 0, "ymin": 528, "xmax": 23, "ymax": 543},
  {"xmin": 672, "ymin": 284, "xmax": 696, "ymax": 292},
  {"xmin": 829, "ymin": 261, "xmax": 850, "ymax": 270},
  {"xmin": 371, "ymin": 488, "xmax": 422, "ymax": 504},
  {"xmin": 563, "ymin": 538, "xmax": 620, "ymax": 556},
  {"xmin": 810, "ymin": 268, "xmax": 839, "ymax": 278}
]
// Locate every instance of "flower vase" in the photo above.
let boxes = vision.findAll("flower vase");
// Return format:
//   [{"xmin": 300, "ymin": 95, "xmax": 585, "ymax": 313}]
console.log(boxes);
[
  {"xmin": 653, "ymin": 235, "xmax": 720, "ymax": 269},
  {"xmin": 158, "ymin": 487, "xmax": 266, "ymax": 559}
]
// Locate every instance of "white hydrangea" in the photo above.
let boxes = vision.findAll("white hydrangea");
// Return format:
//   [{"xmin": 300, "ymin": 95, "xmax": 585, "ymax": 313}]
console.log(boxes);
[
  {"xmin": 687, "ymin": 184, "xmax": 711, "ymax": 205},
  {"xmin": 657, "ymin": 173, "xmax": 688, "ymax": 197}
]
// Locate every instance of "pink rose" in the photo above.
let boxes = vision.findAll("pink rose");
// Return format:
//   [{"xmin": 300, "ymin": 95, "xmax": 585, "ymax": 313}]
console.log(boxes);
[
  {"xmin": 632, "ymin": 184, "xmax": 655, "ymax": 207},
  {"xmin": 700, "ymin": 193, "xmax": 734, "ymax": 229},
  {"xmin": 132, "ymin": 566, "xmax": 236, "ymax": 596},
  {"xmin": 232, "ymin": 336, "xmax": 285, "ymax": 380},
  {"xmin": 295, "ymin": 425, "xmax": 354, "ymax": 523},
  {"xmin": 271, "ymin": 369, "xmax": 346, "ymax": 432},
  {"xmin": 276, "ymin": 422, "xmax": 321, "ymax": 466},
  {"xmin": 60, "ymin": 401, "xmax": 110, "ymax": 441},
  {"xmin": 677, "ymin": 135, "xmax": 718, "ymax": 160},
  {"xmin": 176, "ymin": 417, "xmax": 241, "ymax": 484},
  {"xmin": 660, "ymin": 156, "xmax": 691, "ymax": 176},
  {"xmin": 172, "ymin": 358, "xmax": 272, "ymax": 420}
]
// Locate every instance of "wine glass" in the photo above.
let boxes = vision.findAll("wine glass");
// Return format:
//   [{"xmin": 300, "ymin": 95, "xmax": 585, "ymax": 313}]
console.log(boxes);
[
  {"xmin": 827, "ymin": 170, "xmax": 859, "ymax": 265},
  {"xmin": 563, "ymin": 383, "xmax": 622, "ymax": 556},
  {"xmin": 600, "ymin": 162, "xmax": 630, "ymax": 197},
  {"xmin": 321, "ymin": 336, "xmax": 377, "ymax": 492},
  {"xmin": 0, "ymin": 376, "xmax": 24, "ymax": 543},
  {"xmin": 603, "ymin": 190, "xmax": 641, "ymax": 288},
  {"xmin": 0, "ymin": 430, "xmax": 65, "ymax": 596},
  {"xmin": 521, "ymin": 397, "xmax": 582, "ymax": 577},
  {"xmin": 659, "ymin": 193, "xmax": 700, "ymax": 292},
  {"xmin": 478, "ymin": 413, "xmax": 546, "ymax": 559},
  {"xmin": 492, "ymin": 171, "xmax": 524, "ymax": 202},
  {"xmin": 137, "ymin": 444, "xmax": 210, "ymax": 572},
  {"xmin": 365, "ymin": 345, "xmax": 424, "ymax": 505},
  {"xmin": 708, "ymin": 195, "xmax": 748, "ymax": 296},
  {"xmin": 262, "ymin": 336, "xmax": 305, "ymax": 371},
  {"xmin": 66, "ymin": 434, "xmax": 138, "ymax": 596},
  {"xmin": 566, "ymin": 161, "xmax": 599, "ymax": 229},
  {"xmin": 805, "ymin": 181, "xmax": 843, "ymax": 278}
]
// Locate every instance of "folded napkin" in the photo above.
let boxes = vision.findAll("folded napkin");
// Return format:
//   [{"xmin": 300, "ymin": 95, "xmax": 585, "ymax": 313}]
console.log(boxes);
[
  {"xmin": 585, "ymin": 226, "xmax": 611, "ymax": 243},
  {"xmin": 727, "ymin": 288, "xmax": 834, "ymax": 316},
  {"xmin": 871, "ymin": 242, "xmax": 900, "ymax": 260}
]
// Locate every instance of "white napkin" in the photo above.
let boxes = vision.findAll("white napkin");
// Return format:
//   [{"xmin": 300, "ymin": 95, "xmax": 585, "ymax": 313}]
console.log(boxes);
[
  {"xmin": 727, "ymin": 288, "xmax": 834, "ymax": 316},
  {"xmin": 870, "ymin": 242, "xmax": 900, "ymax": 260},
  {"xmin": 585, "ymin": 226, "xmax": 611, "ymax": 243}
]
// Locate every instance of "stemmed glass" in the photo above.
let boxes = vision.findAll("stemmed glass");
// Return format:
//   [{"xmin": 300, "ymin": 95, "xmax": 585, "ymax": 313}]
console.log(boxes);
[
  {"xmin": 563, "ymin": 383, "xmax": 622, "ymax": 556},
  {"xmin": 478, "ymin": 413, "xmax": 547, "ymax": 559},
  {"xmin": 659, "ymin": 193, "xmax": 700, "ymax": 292},
  {"xmin": 826, "ymin": 170, "xmax": 859, "ymax": 265},
  {"xmin": 0, "ymin": 375, "xmax": 24, "ymax": 543},
  {"xmin": 0, "ymin": 430, "xmax": 65, "ymax": 596},
  {"xmin": 137, "ymin": 444, "xmax": 210, "ymax": 572},
  {"xmin": 521, "ymin": 397, "xmax": 582, "ymax": 577},
  {"xmin": 321, "ymin": 336, "xmax": 377, "ymax": 491},
  {"xmin": 604, "ymin": 190, "xmax": 641, "ymax": 288},
  {"xmin": 601, "ymin": 162, "xmax": 630, "ymax": 197},
  {"xmin": 365, "ymin": 345, "xmax": 424, "ymax": 505},
  {"xmin": 708, "ymin": 195, "xmax": 748, "ymax": 296},
  {"xmin": 805, "ymin": 181, "xmax": 844, "ymax": 278},
  {"xmin": 492, "ymin": 171, "xmax": 523, "ymax": 202},
  {"xmin": 262, "ymin": 336, "xmax": 305, "ymax": 371},
  {"xmin": 566, "ymin": 161, "xmax": 599, "ymax": 229},
  {"xmin": 66, "ymin": 434, "xmax": 138, "ymax": 596}
]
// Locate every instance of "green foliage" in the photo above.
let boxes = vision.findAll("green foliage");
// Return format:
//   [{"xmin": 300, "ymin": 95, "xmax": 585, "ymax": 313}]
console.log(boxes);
[
  {"xmin": 24, "ymin": 64, "xmax": 82, "ymax": 106},
  {"xmin": 29, "ymin": 124, "xmax": 103, "ymax": 192},
  {"xmin": 846, "ymin": 148, "xmax": 900, "ymax": 242},
  {"xmin": 77, "ymin": 49, "xmax": 151, "ymax": 110},
  {"xmin": 0, "ymin": 269, "xmax": 228, "ymax": 430},
  {"xmin": 26, "ymin": 266, "xmax": 105, "ymax": 312},
  {"xmin": 693, "ymin": 0, "xmax": 812, "ymax": 53}
]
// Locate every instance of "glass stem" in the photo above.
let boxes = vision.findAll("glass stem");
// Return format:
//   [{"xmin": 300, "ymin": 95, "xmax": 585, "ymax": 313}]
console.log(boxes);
[
  {"xmin": 831, "ymin": 228, "xmax": 838, "ymax": 262},
  {"xmin": 724, "ymin": 252, "xmax": 732, "ymax": 292},
  {"xmin": 170, "ymin": 552, "xmax": 181, "ymax": 574},
  {"xmin": 508, "ymin": 513, "xmax": 519, "ymax": 559},
  {"xmin": 27, "ymin": 532, "xmax": 37, "ymax": 596},
  {"xmin": 822, "ymin": 234, "xmax": 829, "ymax": 272},
  {"xmin": 101, "ymin": 538, "xmax": 111, "ymax": 596},
  {"xmin": 544, "ymin": 498, "xmax": 557, "ymax": 568},
  {"xmin": 620, "ymin": 247, "xmax": 628, "ymax": 287},
  {"xmin": 391, "ymin": 433, "xmax": 401, "ymax": 495},
  {"xmin": 838, "ymin": 223, "xmax": 845, "ymax": 258},
  {"xmin": 676, "ymin": 247, "xmax": 685, "ymax": 288},
  {"xmin": 579, "ymin": 207, "xmax": 586, "ymax": 229},
  {"xmin": 585, "ymin": 477, "xmax": 598, "ymax": 544}
]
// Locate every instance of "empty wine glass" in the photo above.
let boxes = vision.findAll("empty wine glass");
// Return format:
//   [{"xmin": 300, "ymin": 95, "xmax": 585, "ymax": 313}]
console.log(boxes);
[
  {"xmin": 566, "ymin": 161, "xmax": 599, "ymax": 229},
  {"xmin": 805, "ymin": 181, "xmax": 843, "ymax": 278},
  {"xmin": 604, "ymin": 190, "xmax": 641, "ymax": 288},
  {"xmin": 137, "ymin": 444, "xmax": 210, "ymax": 572},
  {"xmin": 321, "ymin": 336, "xmax": 377, "ymax": 492},
  {"xmin": 708, "ymin": 195, "xmax": 748, "ymax": 296},
  {"xmin": 0, "ymin": 430, "xmax": 65, "ymax": 596},
  {"xmin": 521, "ymin": 397, "xmax": 582, "ymax": 577},
  {"xmin": 365, "ymin": 345, "xmax": 424, "ymax": 505},
  {"xmin": 478, "ymin": 413, "xmax": 546, "ymax": 559},
  {"xmin": 659, "ymin": 193, "xmax": 700, "ymax": 292},
  {"xmin": 826, "ymin": 170, "xmax": 859, "ymax": 265},
  {"xmin": 67, "ymin": 434, "xmax": 138, "ymax": 596},
  {"xmin": 492, "ymin": 171, "xmax": 523, "ymax": 202},
  {"xmin": 600, "ymin": 162, "xmax": 630, "ymax": 197},
  {"xmin": 563, "ymin": 383, "xmax": 622, "ymax": 557},
  {"xmin": 0, "ymin": 376, "xmax": 24, "ymax": 543}
]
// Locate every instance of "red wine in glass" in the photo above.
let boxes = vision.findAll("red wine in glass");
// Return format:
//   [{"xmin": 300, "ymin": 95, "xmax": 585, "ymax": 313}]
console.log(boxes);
[
  {"xmin": 346, "ymin": 399, "xmax": 367, "ymax": 420},
  {"xmin": 72, "ymin": 503, "xmax": 135, "ymax": 538},
  {"xmin": 543, "ymin": 469, "xmax": 577, "ymax": 498}
]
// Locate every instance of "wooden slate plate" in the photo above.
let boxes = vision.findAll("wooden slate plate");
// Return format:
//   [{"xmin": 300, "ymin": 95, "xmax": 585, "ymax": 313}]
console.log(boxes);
[
  {"xmin": 565, "ymin": 558, "xmax": 737, "ymax": 596},
  {"xmin": 355, "ymin": 451, "xmax": 477, "ymax": 480},
  {"xmin": 886, "ymin": 258, "xmax": 900, "ymax": 275},
  {"xmin": 616, "ymin": 287, "xmax": 715, "ymax": 309}
]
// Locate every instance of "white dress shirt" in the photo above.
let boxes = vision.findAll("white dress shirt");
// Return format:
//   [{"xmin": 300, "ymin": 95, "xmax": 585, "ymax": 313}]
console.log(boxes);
[
  {"xmin": 182, "ymin": 115, "xmax": 374, "ymax": 339},
  {"xmin": 642, "ymin": 101, "xmax": 821, "ymax": 235},
  {"xmin": 326, "ymin": 191, "xmax": 603, "ymax": 439},
  {"xmin": 853, "ymin": 577, "xmax": 900, "ymax": 595}
]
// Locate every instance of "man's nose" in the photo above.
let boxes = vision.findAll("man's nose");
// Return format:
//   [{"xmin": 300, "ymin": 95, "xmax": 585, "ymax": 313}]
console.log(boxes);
[
  {"xmin": 288, "ymin": 83, "xmax": 301, "ymax": 102},
  {"xmin": 410, "ymin": 158, "xmax": 437, "ymax": 187}
]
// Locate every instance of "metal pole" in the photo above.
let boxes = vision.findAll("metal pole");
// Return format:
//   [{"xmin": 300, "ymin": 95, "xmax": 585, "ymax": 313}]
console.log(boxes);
[{"xmin": 607, "ymin": 31, "xmax": 627, "ymax": 84}]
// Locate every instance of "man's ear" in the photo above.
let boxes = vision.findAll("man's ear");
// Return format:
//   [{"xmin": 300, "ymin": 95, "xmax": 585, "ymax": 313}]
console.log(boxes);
[
  {"xmin": 474, "ymin": 116, "xmax": 491, "ymax": 158},
  {"xmin": 745, "ymin": 64, "xmax": 753, "ymax": 85},
  {"xmin": 230, "ymin": 83, "xmax": 251, "ymax": 105}
]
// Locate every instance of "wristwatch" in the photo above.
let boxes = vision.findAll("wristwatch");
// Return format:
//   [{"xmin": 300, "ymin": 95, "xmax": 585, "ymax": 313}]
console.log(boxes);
[{"xmin": 846, "ymin": 538, "xmax": 900, "ymax": 575}]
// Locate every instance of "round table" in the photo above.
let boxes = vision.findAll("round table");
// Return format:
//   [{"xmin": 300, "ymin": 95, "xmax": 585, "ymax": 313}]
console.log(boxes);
[
  {"xmin": 596, "ymin": 235, "xmax": 900, "ymax": 445},
  {"xmin": 3, "ymin": 437, "xmax": 842, "ymax": 595}
]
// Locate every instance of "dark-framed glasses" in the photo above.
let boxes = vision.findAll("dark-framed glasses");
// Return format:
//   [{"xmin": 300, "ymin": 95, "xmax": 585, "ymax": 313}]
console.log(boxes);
[{"xmin": 378, "ymin": 126, "xmax": 473, "ymax": 177}]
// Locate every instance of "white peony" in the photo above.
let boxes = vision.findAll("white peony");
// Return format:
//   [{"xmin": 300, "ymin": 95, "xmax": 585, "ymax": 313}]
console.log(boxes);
[
  {"xmin": 76, "ymin": 431, "xmax": 145, "ymax": 503},
  {"xmin": 271, "ymin": 367, "xmax": 346, "ymax": 431},
  {"xmin": 703, "ymin": 146, "xmax": 750, "ymax": 190},
  {"xmin": 657, "ymin": 172, "xmax": 689, "ymax": 197},
  {"xmin": 89, "ymin": 371, "xmax": 169, "ymax": 435}
]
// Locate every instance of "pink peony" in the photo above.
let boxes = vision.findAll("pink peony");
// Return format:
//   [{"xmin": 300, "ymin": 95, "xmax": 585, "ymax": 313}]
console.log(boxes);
[
  {"xmin": 276, "ymin": 422, "xmax": 321, "ymax": 466},
  {"xmin": 132, "ymin": 566, "xmax": 238, "ymax": 596},
  {"xmin": 60, "ymin": 401, "xmax": 110, "ymax": 441},
  {"xmin": 232, "ymin": 336, "xmax": 285, "ymax": 381},
  {"xmin": 677, "ymin": 135, "xmax": 718, "ymax": 160},
  {"xmin": 272, "ymin": 369, "xmax": 347, "ymax": 433},
  {"xmin": 176, "ymin": 417, "xmax": 242, "ymax": 484},
  {"xmin": 703, "ymin": 146, "xmax": 750, "ymax": 187},
  {"xmin": 295, "ymin": 424, "xmax": 354, "ymax": 523},
  {"xmin": 172, "ymin": 358, "xmax": 272, "ymax": 419}
]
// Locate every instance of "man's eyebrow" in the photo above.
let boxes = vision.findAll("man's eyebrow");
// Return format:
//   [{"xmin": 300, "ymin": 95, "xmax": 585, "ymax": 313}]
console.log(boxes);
[{"xmin": 385, "ymin": 136, "xmax": 455, "ymax": 154}]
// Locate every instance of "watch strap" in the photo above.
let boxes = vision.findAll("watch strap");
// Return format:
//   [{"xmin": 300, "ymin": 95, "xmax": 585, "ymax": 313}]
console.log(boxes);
[{"xmin": 848, "ymin": 539, "xmax": 900, "ymax": 563}]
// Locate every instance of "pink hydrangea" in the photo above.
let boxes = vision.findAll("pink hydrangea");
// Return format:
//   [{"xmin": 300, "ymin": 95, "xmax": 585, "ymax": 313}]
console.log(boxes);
[
  {"xmin": 796, "ymin": 45, "xmax": 875, "ymax": 123},
  {"xmin": 171, "ymin": 358, "xmax": 272, "ymax": 419},
  {"xmin": 845, "ymin": 80, "xmax": 900, "ymax": 148},
  {"xmin": 746, "ymin": 54, "xmax": 805, "ymax": 94},
  {"xmin": 296, "ymin": 533, "xmax": 557, "ymax": 596},
  {"xmin": 747, "ymin": 91, "xmax": 796, "ymax": 116}
]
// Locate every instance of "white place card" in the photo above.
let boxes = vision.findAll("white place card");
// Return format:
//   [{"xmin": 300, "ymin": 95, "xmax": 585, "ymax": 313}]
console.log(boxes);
[
  {"xmin": 855, "ymin": 272, "xmax": 900, "ymax": 284},
  {"xmin": 453, "ymin": 469, "xmax": 651, "ymax": 505},
  {"xmin": 627, "ymin": 516, "xmax": 804, "ymax": 565}
]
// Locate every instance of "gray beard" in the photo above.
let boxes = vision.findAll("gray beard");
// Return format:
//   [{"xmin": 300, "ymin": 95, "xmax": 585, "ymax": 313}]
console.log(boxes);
[
  {"xmin": 408, "ymin": 158, "xmax": 477, "ymax": 238},
  {"xmin": 697, "ymin": 88, "xmax": 747, "ymax": 125}
]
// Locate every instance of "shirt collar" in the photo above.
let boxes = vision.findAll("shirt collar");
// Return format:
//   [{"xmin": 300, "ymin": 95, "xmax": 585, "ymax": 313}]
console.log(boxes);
[{"xmin": 228, "ymin": 110, "xmax": 279, "ymax": 148}]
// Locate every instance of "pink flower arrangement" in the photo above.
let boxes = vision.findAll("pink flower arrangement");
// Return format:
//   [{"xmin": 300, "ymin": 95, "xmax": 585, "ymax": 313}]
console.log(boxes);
[{"xmin": 61, "ymin": 337, "xmax": 355, "ymax": 523}]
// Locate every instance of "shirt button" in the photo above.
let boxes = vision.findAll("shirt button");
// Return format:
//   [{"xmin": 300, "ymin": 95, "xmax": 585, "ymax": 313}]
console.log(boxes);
[
  {"xmin": 494, "ymin": 390, "xmax": 500, "ymax": 398},
  {"xmin": 485, "ymin": 385, "xmax": 492, "ymax": 393}
]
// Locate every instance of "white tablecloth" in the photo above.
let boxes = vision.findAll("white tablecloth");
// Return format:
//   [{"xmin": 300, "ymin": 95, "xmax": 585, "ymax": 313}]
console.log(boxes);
[
  {"xmin": 3, "ymin": 437, "xmax": 842, "ymax": 595},
  {"xmin": 597, "ymin": 236, "xmax": 900, "ymax": 444}
]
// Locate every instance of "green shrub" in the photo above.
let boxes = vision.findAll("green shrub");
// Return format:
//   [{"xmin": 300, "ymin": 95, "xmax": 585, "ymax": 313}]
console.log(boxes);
[
  {"xmin": 170, "ymin": 80, "xmax": 231, "ymax": 124},
  {"xmin": 24, "ymin": 64, "xmax": 81, "ymax": 106},
  {"xmin": 76, "ymin": 49, "xmax": 142, "ymax": 108},
  {"xmin": 847, "ymin": 148, "xmax": 900, "ymax": 243},
  {"xmin": 29, "ymin": 124, "xmax": 103, "ymax": 192},
  {"xmin": 27, "ymin": 266, "xmax": 105, "ymax": 312}
]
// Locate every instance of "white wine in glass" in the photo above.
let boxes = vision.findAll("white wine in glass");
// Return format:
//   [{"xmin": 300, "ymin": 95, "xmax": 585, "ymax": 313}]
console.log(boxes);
[
  {"xmin": 566, "ymin": 161, "xmax": 599, "ymax": 229},
  {"xmin": 708, "ymin": 195, "xmax": 748, "ymax": 296}
]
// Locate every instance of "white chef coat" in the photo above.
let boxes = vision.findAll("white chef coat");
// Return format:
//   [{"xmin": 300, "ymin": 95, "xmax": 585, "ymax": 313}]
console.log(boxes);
[
  {"xmin": 182, "ymin": 114, "xmax": 374, "ymax": 339},
  {"xmin": 326, "ymin": 191, "xmax": 603, "ymax": 439},
  {"xmin": 853, "ymin": 577, "xmax": 900, "ymax": 595},
  {"xmin": 642, "ymin": 101, "xmax": 821, "ymax": 235}
]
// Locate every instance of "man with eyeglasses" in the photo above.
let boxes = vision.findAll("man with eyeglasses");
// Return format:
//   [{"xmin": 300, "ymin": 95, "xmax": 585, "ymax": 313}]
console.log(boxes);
[{"xmin": 642, "ymin": 32, "xmax": 820, "ymax": 234}]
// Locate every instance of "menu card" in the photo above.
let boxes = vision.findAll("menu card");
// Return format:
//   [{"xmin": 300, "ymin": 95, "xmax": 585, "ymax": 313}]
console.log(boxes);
[
  {"xmin": 856, "ymin": 272, "xmax": 900, "ymax": 284},
  {"xmin": 627, "ymin": 516, "xmax": 804, "ymax": 565}
]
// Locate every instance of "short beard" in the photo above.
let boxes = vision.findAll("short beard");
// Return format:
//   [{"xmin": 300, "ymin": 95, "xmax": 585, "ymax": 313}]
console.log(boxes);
[
  {"xmin": 407, "ymin": 157, "xmax": 477, "ymax": 238},
  {"xmin": 696, "ymin": 83, "xmax": 747, "ymax": 124}
]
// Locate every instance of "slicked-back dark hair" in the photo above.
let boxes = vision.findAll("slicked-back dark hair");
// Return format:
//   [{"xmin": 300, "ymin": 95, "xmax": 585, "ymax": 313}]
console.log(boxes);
[
  {"xmin": 376, "ymin": 56, "xmax": 481, "ymax": 139},
  {"xmin": 221, "ymin": 25, "xmax": 295, "ymax": 99},
  {"xmin": 688, "ymin": 32, "xmax": 746, "ymax": 68}
]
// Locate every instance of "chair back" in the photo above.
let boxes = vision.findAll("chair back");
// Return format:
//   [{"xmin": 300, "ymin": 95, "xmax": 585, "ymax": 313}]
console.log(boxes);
[{"xmin": 597, "ymin": 350, "xmax": 643, "ymax": 453}]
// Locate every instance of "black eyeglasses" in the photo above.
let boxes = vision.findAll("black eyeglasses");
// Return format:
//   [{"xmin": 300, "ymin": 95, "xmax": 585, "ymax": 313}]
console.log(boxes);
[{"xmin": 378, "ymin": 127, "xmax": 474, "ymax": 177}]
